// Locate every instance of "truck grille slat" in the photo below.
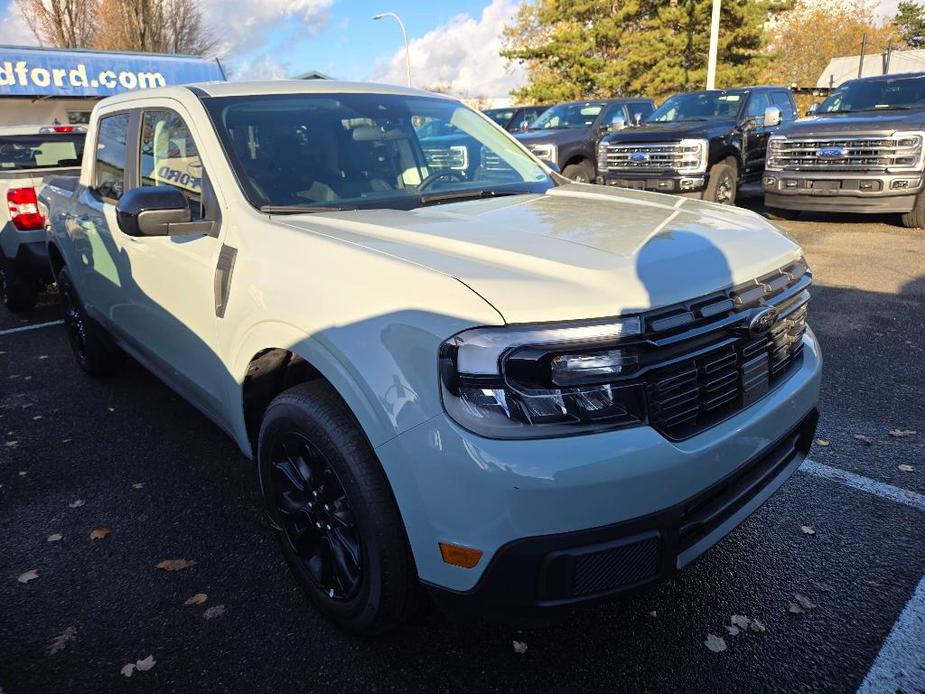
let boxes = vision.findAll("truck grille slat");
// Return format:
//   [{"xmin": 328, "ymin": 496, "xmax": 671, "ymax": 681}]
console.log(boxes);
[
  {"xmin": 769, "ymin": 135, "xmax": 922, "ymax": 172},
  {"xmin": 599, "ymin": 141, "xmax": 702, "ymax": 173}
]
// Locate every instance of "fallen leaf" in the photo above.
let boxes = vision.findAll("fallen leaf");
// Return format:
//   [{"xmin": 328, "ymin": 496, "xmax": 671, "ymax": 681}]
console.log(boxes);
[
  {"xmin": 512, "ymin": 640, "xmax": 528, "ymax": 654},
  {"xmin": 132, "ymin": 482, "xmax": 144, "ymax": 489},
  {"xmin": 47, "ymin": 533, "xmax": 63, "ymax": 542},
  {"xmin": 155, "ymin": 559, "xmax": 196, "ymax": 571},
  {"xmin": 730, "ymin": 614, "xmax": 750, "ymax": 630},
  {"xmin": 107, "ymin": 407, "xmax": 115, "ymax": 413},
  {"xmin": 4, "ymin": 441, "xmax": 18, "ymax": 447},
  {"xmin": 749, "ymin": 618, "xmax": 767, "ymax": 633},
  {"xmin": 18, "ymin": 471, "xmax": 26, "ymax": 477},
  {"xmin": 89, "ymin": 527, "xmax": 111, "ymax": 541},
  {"xmin": 852, "ymin": 434, "xmax": 873, "ymax": 445},
  {"xmin": 17, "ymin": 569, "xmax": 39, "ymax": 584},
  {"xmin": 184, "ymin": 593, "xmax": 208, "ymax": 606},
  {"xmin": 704, "ymin": 634, "xmax": 727, "ymax": 653},
  {"xmin": 794, "ymin": 594, "xmax": 816, "ymax": 610},
  {"xmin": 203, "ymin": 604, "xmax": 225, "ymax": 620},
  {"xmin": 800, "ymin": 525, "xmax": 816, "ymax": 535},
  {"xmin": 788, "ymin": 602, "xmax": 804, "ymax": 614},
  {"xmin": 68, "ymin": 500, "xmax": 85, "ymax": 509},
  {"xmin": 725, "ymin": 625, "xmax": 740, "ymax": 637},
  {"xmin": 889, "ymin": 429, "xmax": 917, "ymax": 438},
  {"xmin": 47, "ymin": 626, "xmax": 77, "ymax": 655},
  {"xmin": 648, "ymin": 610, "xmax": 657, "ymax": 618},
  {"xmin": 135, "ymin": 655, "xmax": 156, "ymax": 672},
  {"xmin": 898, "ymin": 465, "xmax": 914, "ymax": 472},
  {"xmin": 815, "ymin": 438, "xmax": 830, "ymax": 447},
  {"xmin": 120, "ymin": 664, "xmax": 135, "ymax": 678}
]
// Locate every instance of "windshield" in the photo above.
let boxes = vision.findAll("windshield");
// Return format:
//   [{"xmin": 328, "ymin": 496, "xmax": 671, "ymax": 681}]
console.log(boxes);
[
  {"xmin": 648, "ymin": 90, "xmax": 746, "ymax": 122},
  {"xmin": 820, "ymin": 75, "xmax": 925, "ymax": 113},
  {"xmin": 485, "ymin": 108, "xmax": 516, "ymax": 126},
  {"xmin": 528, "ymin": 102, "xmax": 604, "ymax": 130},
  {"xmin": 0, "ymin": 134, "xmax": 85, "ymax": 170},
  {"xmin": 204, "ymin": 93, "xmax": 553, "ymax": 211}
]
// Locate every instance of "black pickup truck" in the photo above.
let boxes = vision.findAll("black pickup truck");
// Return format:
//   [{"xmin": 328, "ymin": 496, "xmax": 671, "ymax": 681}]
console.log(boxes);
[
  {"xmin": 764, "ymin": 72, "xmax": 925, "ymax": 227},
  {"xmin": 513, "ymin": 98, "xmax": 656, "ymax": 182},
  {"xmin": 596, "ymin": 87, "xmax": 797, "ymax": 205}
]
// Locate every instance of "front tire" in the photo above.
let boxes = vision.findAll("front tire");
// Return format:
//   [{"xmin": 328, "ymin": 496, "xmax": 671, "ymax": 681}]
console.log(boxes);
[
  {"xmin": 562, "ymin": 161, "xmax": 593, "ymax": 183},
  {"xmin": 704, "ymin": 161, "xmax": 737, "ymax": 205},
  {"xmin": 900, "ymin": 191, "xmax": 925, "ymax": 228},
  {"xmin": 258, "ymin": 381, "xmax": 417, "ymax": 635},
  {"xmin": 0, "ymin": 254, "xmax": 39, "ymax": 312},
  {"xmin": 57, "ymin": 267, "xmax": 122, "ymax": 377}
]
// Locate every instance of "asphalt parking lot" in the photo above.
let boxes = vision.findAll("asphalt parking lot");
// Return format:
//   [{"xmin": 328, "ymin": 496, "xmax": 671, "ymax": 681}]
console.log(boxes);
[{"xmin": 1, "ymin": 206, "xmax": 924, "ymax": 693}]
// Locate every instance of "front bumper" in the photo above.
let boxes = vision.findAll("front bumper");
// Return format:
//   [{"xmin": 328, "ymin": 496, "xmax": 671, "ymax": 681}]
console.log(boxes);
[
  {"xmin": 375, "ymin": 330, "xmax": 822, "ymax": 617},
  {"xmin": 597, "ymin": 171, "xmax": 707, "ymax": 196},
  {"xmin": 763, "ymin": 171, "xmax": 923, "ymax": 213}
]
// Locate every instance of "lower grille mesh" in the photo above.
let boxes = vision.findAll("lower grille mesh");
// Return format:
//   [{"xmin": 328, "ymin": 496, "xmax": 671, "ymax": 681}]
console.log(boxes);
[{"xmin": 571, "ymin": 536, "xmax": 660, "ymax": 597}]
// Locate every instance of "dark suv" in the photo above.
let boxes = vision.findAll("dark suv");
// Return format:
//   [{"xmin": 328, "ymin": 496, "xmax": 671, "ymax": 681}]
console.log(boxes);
[
  {"xmin": 514, "ymin": 98, "xmax": 656, "ymax": 182},
  {"xmin": 596, "ymin": 87, "xmax": 797, "ymax": 205},
  {"xmin": 483, "ymin": 106, "xmax": 547, "ymax": 133}
]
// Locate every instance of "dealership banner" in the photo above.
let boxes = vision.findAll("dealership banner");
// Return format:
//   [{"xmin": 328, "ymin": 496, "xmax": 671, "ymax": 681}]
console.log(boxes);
[{"xmin": 0, "ymin": 46, "xmax": 225, "ymax": 98}]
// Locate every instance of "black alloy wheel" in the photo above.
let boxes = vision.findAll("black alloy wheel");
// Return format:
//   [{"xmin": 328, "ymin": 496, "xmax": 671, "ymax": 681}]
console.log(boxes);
[{"xmin": 268, "ymin": 431, "xmax": 363, "ymax": 601}]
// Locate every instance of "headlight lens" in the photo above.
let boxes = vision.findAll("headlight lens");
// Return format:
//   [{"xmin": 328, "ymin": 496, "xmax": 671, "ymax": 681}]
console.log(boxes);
[
  {"xmin": 529, "ymin": 143, "xmax": 557, "ymax": 163},
  {"xmin": 676, "ymin": 139, "xmax": 709, "ymax": 174},
  {"xmin": 439, "ymin": 318, "xmax": 646, "ymax": 439},
  {"xmin": 888, "ymin": 131, "xmax": 924, "ymax": 171}
]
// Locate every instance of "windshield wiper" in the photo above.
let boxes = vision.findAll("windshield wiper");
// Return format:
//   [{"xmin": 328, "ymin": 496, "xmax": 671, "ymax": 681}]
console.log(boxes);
[
  {"xmin": 259, "ymin": 204, "xmax": 351, "ymax": 214},
  {"xmin": 419, "ymin": 189, "xmax": 525, "ymax": 206},
  {"xmin": 858, "ymin": 106, "xmax": 912, "ymax": 111}
]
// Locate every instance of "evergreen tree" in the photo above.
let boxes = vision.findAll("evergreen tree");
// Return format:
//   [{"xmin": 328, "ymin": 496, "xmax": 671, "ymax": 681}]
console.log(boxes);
[
  {"xmin": 893, "ymin": 1, "xmax": 925, "ymax": 49},
  {"xmin": 502, "ymin": 0, "xmax": 778, "ymax": 103}
]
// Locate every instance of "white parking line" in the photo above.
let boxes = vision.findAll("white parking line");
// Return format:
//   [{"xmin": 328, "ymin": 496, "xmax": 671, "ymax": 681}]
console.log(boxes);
[
  {"xmin": 0, "ymin": 320, "xmax": 64, "ymax": 336},
  {"xmin": 857, "ymin": 574, "xmax": 925, "ymax": 694},
  {"xmin": 800, "ymin": 459, "xmax": 925, "ymax": 513}
]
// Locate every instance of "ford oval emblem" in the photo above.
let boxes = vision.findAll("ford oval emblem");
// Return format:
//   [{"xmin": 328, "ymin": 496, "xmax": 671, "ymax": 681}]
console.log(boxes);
[
  {"xmin": 749, "ymin": 307, "xmax": 778, "ymax": 336},
  {"xmin": 817, "ymin": 146, "xmax": 845, "ymax": 159},
  {"xmin": 629, "ymin": 151, "xmax": 649, "ymax": 163}
]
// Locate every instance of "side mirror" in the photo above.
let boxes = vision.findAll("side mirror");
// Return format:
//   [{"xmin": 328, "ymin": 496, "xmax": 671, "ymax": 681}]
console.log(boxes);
[
  {"xmin": 116, "ymin": 186, "xmax": 191, "ymax": 237},
  {"xmin": 763, "ymin": 105, "xmax": 782, "ymax": 128},
  {"xmin": 609, "ymin": 116, "xmax": 626, "ymax": 133},
  {"xmin": 541, "ymin": 159, "xmax": 561, "ymax": 173},
  {"xmin": 633, "ymin": 112, "xmax": 644, "ymax": 126},
  {"xmin": 806, "ymin": 103, "xmax": 819, "ymax": 117}
]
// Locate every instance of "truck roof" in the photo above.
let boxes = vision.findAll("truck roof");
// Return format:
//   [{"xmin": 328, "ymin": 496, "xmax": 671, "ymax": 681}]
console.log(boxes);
[{"xmin": 97, "ymin": 80, "xmax": 454, "ymax": 107}]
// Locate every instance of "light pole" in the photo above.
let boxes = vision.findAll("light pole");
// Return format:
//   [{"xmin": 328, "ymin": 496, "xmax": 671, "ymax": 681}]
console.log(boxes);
[
  {"xmin": 372, "ymin": 12, "xmax": 411, "ymax": 87},
  {"xmin": 706, "ymin": 0, "xmax": 721, "ymax": 90}
]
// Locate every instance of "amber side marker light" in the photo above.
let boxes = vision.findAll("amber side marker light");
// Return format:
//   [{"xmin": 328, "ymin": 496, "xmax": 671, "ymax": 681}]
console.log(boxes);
[{"xmin": 438, "ymin": 542, "xmax": 483, "ymax": 568}]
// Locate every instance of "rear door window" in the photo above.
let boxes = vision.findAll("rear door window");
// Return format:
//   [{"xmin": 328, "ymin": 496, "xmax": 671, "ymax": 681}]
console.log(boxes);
[{"xmin": 94, "ymin": 113, "xmax": 130, "ymax": 201}]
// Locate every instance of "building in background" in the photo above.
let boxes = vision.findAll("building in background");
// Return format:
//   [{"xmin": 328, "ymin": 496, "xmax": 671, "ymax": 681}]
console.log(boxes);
[{"xmin": 817, "ymin": 48, "xmax": 925, "ymax": 88}]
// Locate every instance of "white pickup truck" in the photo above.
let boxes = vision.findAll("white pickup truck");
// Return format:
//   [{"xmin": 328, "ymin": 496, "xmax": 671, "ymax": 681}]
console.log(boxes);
[
  {"xmin": 41, "ymin": 81, "xmax": 821, "ymax": 634},
  {"xmin": 0, "ymin": 124, "xmax": 85, "ymax": 310}
]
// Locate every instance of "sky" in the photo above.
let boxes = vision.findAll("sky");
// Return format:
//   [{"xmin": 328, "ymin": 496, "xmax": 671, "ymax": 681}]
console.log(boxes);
[{"xmin": 0, "ymin": 0, "xmax": 909, "ymax": 97}]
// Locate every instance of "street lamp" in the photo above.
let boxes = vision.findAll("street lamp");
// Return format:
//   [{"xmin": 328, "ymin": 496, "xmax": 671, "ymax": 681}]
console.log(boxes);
[{"xmin": 372, "ymin": 12, "xmax": 411, "ymax": 87}]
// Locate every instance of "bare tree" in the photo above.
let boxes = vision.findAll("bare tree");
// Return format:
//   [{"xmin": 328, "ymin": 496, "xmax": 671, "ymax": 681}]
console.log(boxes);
[
  {"xmin": 15, "ymin": 0, "xmax": 99, "ymax": 48},
  {"xmin": 94, "ymin": 0, "xmax": 217, "ymax": 56}
]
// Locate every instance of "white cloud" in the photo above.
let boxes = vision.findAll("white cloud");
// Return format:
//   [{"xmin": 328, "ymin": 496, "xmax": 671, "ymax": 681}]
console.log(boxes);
[
  {"xmin": 0, "ymin": 6, "xmax": 39, "ymax": 46},
  {"xmin": 201, "ymin": 0, "xmax": 333, "ymax": 57},
  {"xmin": 229, "ymin": 54, "xmax": 291, "ymax": 80},
  {"xmin": 372, "ymin": 0, "xmax": 524, "ymax": 98}
]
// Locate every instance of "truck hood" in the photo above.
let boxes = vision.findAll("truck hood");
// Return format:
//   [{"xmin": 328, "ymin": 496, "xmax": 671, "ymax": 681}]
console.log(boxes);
[
  {"xmin": 515, "ymin": 128, "xmax": 590, "ymax": 148},
  {"xmin": 779, "ymin": 111, "xmax": 925, "ymax": 137},
  {"xmin": 276, "ymin": 184, "xmax": 801, "ymax": 324},
  {"xmin": 604, "ymin": 120, "xmax": 737, "ymax": 143}
]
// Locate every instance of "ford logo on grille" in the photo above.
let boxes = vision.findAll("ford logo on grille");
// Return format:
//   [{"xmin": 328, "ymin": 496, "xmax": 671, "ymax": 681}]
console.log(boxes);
[
  {"xmin": 816, "ymin": 146, "xmax": 846, "ymax": 159},
  {"xmin": 629, "ymin": 151, "xmax": 649, "ymax": 163},
  {"xmin": 748, "ymin": 307, "xmax": 779, "ymax": 336}
]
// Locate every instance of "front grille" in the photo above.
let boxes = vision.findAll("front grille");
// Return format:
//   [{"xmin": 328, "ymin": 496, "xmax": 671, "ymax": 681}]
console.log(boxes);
[
  {"xmin": 480, "ymin": 148, "xmax": 510, "ymax": 172},
  {"xmin": 600, "ymin": 141, "xmax": 702, "ymax": 173},
  {"xmin": 768, "ymin": 135, "xmax": 923, "ymax": 172},
  {"xmin": 641, "ymin": 259, "xmax": 811, "ymax": 440},
  {"xmin": 422, "ymin": 145, "xmax": 468, "ymax": 171}
]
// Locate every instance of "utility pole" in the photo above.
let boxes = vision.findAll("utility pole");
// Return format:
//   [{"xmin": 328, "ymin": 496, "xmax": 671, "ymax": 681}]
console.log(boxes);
[
  {"xmin": 858, "ymin": 33, "xmax": 867, "ymax": 79},
  {"xmin": 884, "ymin": 38, "xmax": 893, "ymax": 74},
  {"xmin": 706, "ymin": 0, "xmax": 721, "ymax": 89}
]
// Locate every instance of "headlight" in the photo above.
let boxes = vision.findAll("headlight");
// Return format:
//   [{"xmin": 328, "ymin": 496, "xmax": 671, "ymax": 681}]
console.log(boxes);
[
  {"xmin": 888, "ymin": 131, "xmax": 924, "ymax": 172},
  {"xmin": 597, "ymin": 139, "xmax": 610, "ymax": 170},
  {"xmin": 529, "ymin": 143, "xmax": 557, "ymax": 163},
  {"xmin": 674, "ymin": 139, "xmax": 709, "ymax": 174},
  {"xmin": 439, "ymin": 318, "xmax": 646, "ymax": 439},
  {"xmin": 766, "ymin": 135, "xmax": 787, "ymax": 171}
]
